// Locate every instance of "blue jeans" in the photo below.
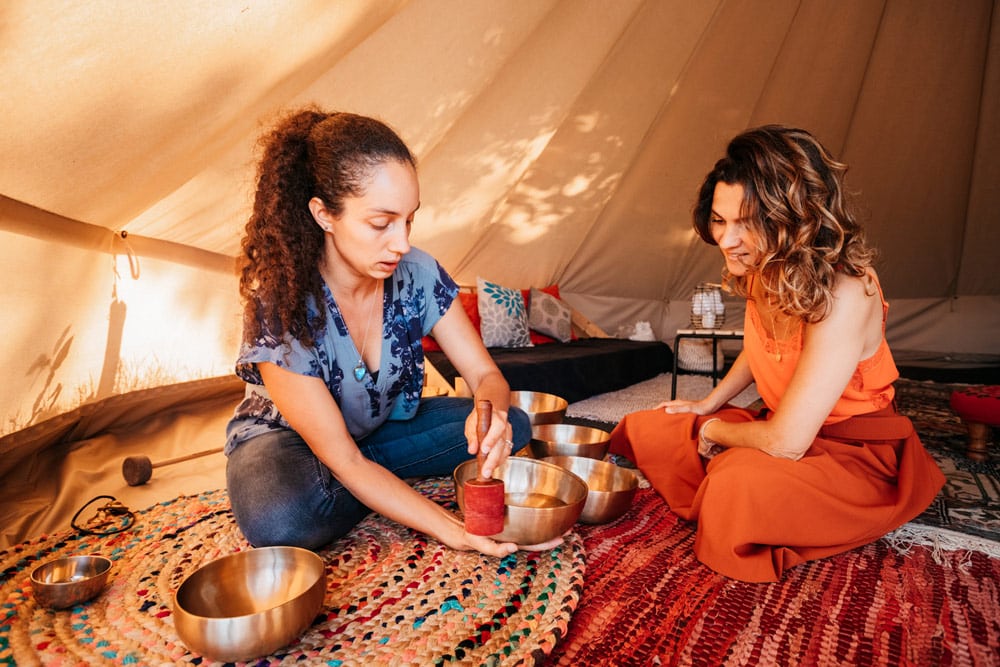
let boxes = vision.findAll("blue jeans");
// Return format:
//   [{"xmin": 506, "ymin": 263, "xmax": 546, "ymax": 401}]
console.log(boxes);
[{"xmin": 226, "ymin": 397, "xmax": 531, "ymax": 549}]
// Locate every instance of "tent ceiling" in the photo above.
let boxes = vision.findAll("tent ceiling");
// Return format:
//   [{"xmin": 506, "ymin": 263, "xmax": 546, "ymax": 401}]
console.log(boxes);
[
  {"xmin": 2, "ymin": 0, "xmax": 999, "ymax": 437},
  {"xmin": 2, "ymin": 0, "xmax": 996, "ymax": 297}
]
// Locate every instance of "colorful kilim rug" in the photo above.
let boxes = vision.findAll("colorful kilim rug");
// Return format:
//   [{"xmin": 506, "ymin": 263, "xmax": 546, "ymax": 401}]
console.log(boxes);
[
  {"xmin": 539, "ymin": 487, "xmax": 1000, "ymax": 666},
  {"xmin": 0, "ymin": 479, "xmax": 585, "ymax": 666},
  {"xmin": 894, "ymin": 379, "xmax": 1000, "ymax": 542},
  {"xmin": 538, "ymin": 377, "xmax": 1000, "ymax": 666}
]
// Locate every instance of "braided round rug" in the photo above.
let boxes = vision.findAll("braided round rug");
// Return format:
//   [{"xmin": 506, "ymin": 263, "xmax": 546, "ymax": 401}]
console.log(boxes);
[{"xmin": 0, "ymin": 478, "xmax": 585, "ymax": 666}]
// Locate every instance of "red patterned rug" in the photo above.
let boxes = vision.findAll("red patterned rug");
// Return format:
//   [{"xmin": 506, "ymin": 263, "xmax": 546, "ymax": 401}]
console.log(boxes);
[{"xmin": 540, "ymin": 487, "xmax": 1000, "ymax": 666}]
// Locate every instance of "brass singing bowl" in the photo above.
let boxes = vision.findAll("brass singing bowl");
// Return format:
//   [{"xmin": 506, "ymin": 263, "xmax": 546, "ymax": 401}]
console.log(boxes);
[
  {"xmin": 31, "ymin": 555, "xmax": 112, "ymax": 609},
  {"xmin": 454, "ymin": 456, "xmax": 587, "ymax": 544},
  {"xmin": 542, "ymin": 456, "xmax": 639, "ymax": 524},
  {"xmin": 529, "ymin": 423, "xmax": 611, "ymax": 460},
  {"xmin": 510, "ymin": 390, "xmax": 568, "ymax": 425},
  {"xmin": 173, "ymin": 546, "xmax": 326, "ymax": 662}
]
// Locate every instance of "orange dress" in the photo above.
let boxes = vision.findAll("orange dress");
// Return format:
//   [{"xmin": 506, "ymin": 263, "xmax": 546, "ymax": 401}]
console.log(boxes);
[{"xmin": 609, "ymin": 284, "xmax": 945, "ymax": 582}]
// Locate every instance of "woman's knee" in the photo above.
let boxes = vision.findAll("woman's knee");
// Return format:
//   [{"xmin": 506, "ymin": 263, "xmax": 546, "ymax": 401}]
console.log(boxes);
[
  {"xmin": 226, "ymin": 431, "xmax": 352, "ymax": 549},
  {"xmin": 508, "ymin": 406, "xmax": 531, "ymax": 447},
  {"xmin": 232, "ymin": 498, "xmax": 335, "ymax": 549}
]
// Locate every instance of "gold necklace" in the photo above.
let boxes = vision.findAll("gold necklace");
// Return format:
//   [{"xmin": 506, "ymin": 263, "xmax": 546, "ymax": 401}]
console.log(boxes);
[
  {"xmin": 766, "ymin": 310, "xmax": 794, "ymax": 363},
  {"xmin": 352, "ymin": 280, "xmax": 382, "ymax": 382}
]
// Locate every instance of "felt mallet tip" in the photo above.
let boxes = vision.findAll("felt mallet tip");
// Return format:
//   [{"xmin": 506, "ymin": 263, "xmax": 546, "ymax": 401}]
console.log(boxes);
[
  {"xmin": 122, "ymin": 455, "xmax": 154, "ymax": 486},
  {"xmin": 463, "ymin": 478, "xmax": 506, "ymax": 535},
  {"xmin": 463, "ymin": 399, "xmax": 506, "ymax": 536}
]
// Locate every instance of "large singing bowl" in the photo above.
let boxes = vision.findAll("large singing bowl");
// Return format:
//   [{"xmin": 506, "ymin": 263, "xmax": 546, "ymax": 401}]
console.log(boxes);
[
  {"xmin": 530, "ymin": 423, "xmax": 611, "ymax": 460},
  {"xmin": 454, "ymin": 456, "xmax": 587, "ymax": 544},
  {"xmin": 510, "ymin": 390, "xmax": 568, "ymax": 425},
  {"xmin": 542, "ymin": 455, "xmax": 639, "ymax": 524},
  {"xmin": 173, "ymin": 546, "xmax": 326, "ymax": 662}
]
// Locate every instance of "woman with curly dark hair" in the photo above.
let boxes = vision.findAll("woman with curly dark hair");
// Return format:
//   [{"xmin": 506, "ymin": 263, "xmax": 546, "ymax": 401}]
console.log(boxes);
[
  {"xmin": 224, "ymin": 108, "xmax": 559, "ymax": 557},
  {"xmin": 609, "ymin": 125, "xmax": 944, "ymax": 582}
]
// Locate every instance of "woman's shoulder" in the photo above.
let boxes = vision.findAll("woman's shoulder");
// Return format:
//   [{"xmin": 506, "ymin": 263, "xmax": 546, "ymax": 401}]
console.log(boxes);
[
  {"xmin": 398, "ymin": 246, "xmax": 441, "ymax": 277},
  {"xmin": 401, "ymin": 246, "xmax": 434, "ymax": 265},
  {"xmin": 831, "ymin": 268, "xmax": 880, "ymax": 304},
  {"xmin": 397, "ymin": 247, "xmax": 458, "ymax": 294},
  {"xmin": 822, "ymin": 269, "xmax": 883, "ymax": 336}
]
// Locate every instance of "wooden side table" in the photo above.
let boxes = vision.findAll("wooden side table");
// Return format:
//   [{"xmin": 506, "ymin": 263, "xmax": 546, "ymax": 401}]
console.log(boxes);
[{"xmin": 670, "ymin": 329, "xmax": 744, "ymax": 399}]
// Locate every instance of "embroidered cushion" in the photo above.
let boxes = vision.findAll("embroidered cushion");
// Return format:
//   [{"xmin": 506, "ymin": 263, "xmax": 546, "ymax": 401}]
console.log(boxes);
[
  {"xmin": 950, "ymin": 385, "xmax": 1000, "ymax": 425},
  {"xmin": 477, "ymin": 277, "xmax": 533, "ymax": 348},
  {"xmin": 527, "ymin": 287, "xmax": 573, "ymax": 342}
]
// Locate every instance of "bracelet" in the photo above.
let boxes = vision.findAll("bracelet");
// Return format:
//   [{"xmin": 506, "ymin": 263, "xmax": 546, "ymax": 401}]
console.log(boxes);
[{"xmin": 698, "ymin": 418, "xmax": 723, "ymax": 458}]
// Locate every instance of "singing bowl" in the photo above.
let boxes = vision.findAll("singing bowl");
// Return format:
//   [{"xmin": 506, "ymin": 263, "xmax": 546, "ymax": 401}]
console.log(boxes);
[
  {"xmin": 31, "ymin": 555, "xmax": 112, "ymax": 609},
  {"xmin": 173, "ymin": 546, "xmax": 326, "ymax": 662},
  {"xmin": 454, "ymin": 456, "xmax": 587, "ymax": 544},
  {"xmin": 542, "ymin": 456, "xmax": 639, "ymax": 524},
  {"xmin": 510, "ymin": 390, "xmax": 568, "ymax": 425},
  {"xmin": 530, "ymin": 423, "xmax": 611, "ymax": 460}
]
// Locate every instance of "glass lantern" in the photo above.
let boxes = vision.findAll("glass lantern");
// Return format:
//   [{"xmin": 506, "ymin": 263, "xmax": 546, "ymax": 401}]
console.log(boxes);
[{"xmin": 690, "ymin": 283, "xmax": 725, "ymax": 330}]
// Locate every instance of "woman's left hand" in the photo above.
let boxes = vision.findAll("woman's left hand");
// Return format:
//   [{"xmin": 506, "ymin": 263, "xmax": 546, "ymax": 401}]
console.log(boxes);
[{"xmin": 462, "ymin": 531, "xmax": 566, "ymax": 558}]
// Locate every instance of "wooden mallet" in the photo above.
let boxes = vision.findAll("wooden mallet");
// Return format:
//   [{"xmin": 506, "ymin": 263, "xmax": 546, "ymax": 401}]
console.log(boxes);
[
  {"xmin": 121, "ymin": 447, "xmax": 224, "ymax": 486},
  {"xmin": 463, "ymin": 399, "xmax": 506, "ymax": 536}
]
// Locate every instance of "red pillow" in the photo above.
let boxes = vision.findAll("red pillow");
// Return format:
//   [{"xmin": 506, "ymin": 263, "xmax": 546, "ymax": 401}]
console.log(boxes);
[
  {"xmin": 422, "ymin": 290, "xmax": 480, "ymax": 352},
  {"xmin": 459, "ymin": 291, "xmax": 481, "ymax": 331}
]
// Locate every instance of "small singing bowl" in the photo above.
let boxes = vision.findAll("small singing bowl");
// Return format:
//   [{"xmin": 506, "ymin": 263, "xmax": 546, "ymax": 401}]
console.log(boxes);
[
  {"xmin": 542, "ymin": 456, "xmax": 639, "ymax": 524},
  {"xmin": 31, "ymin": 555, "xmax": 113, "ymax": 609},
  {"xmin": 530, "ymin": 423, "xmax": 611, "ymax": 460},
  {"xmin": 454, "ymin": 456, "xmax": 587, "ymax": 544},
  {"xmin": 173, "ymin": 546, "xmax": 326, "ymax": 662},
  {"xmin": 510, "ymin": 390, "xmax": 569, "ymax": 425}
]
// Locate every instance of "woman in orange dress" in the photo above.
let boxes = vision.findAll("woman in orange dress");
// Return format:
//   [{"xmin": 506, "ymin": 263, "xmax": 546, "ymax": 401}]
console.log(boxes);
[{"xmin": 610, "ymin": 125, "xmax": 945, "ymax": 582}]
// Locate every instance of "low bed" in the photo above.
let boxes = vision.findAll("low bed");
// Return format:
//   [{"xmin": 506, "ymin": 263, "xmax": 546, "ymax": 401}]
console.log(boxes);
[{"xmin": 425, "ymin": 338, "xmax": 673, "ymax": 403}]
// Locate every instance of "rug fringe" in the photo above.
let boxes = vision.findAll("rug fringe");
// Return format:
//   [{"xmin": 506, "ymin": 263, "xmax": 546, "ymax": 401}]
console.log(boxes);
[{"xmin": 884, "ymin": 523, "xmax": 1000, "ymax": 564}]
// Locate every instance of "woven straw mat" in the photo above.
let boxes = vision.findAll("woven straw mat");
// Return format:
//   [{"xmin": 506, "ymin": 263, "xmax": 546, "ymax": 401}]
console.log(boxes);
[{"xmin": 0, "ymin": 478, "xmax": 585, "ymax": 666}]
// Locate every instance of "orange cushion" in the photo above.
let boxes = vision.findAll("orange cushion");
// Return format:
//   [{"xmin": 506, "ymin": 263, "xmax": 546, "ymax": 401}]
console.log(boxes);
[{"xmin": 950, "ymin": 385, "xmax": 1000, "ymax": 425}]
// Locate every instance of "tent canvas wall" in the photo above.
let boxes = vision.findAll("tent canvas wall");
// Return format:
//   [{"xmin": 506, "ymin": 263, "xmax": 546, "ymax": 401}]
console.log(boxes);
[{"xmin": 3, "ymin": 0, "xmax": 999, "ymax": 452}]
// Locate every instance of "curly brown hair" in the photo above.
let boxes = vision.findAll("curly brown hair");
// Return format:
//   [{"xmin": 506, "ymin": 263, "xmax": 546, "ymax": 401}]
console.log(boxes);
[
  {"xmin": 692, "ymin": 125, "xmax": 876, "ymax": 322},
  {"xmin": 238, "ymin": 108, "xmax": 415, "ymax": 347}
]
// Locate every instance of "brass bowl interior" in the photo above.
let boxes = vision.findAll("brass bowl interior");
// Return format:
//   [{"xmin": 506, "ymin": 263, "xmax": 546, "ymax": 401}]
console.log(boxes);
[
  {"xmin": 454, "ymin": 456, "xmax": 587, "ymax": 544},
  {"xmin": 31, "ymin": 555, "xmax": 113, "ymax": 609},
  {"xmin": 529, "ymin": 423, "xmax": 611, "ymax": 460},
  {"xmin": 510, "ymin": 390, "xmax": 568, "ymax": 426},
  {"xmin": 542, "ymin": 455, "xmax": 638, "ymax": 524},
  {"xmin": 172, "ymin": 546, "xmax": 326, "ymax": 662}
]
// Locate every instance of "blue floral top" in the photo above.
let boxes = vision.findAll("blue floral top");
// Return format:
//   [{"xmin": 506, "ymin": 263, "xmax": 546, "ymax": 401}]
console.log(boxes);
[{"xmin": 224, "ymin": 247, "xmax": 459, "ymax": 455}]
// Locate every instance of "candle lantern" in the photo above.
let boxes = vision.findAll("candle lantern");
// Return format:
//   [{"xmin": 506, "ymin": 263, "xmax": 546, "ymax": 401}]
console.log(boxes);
[{"xmin": 689, "ymin": 283, "xmax": 725, "ymax": 330}]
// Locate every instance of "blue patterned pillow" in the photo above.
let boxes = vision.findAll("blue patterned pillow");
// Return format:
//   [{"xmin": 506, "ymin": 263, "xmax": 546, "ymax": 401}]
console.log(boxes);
[{"xmin": 476, "ymin": 277, "xmax": 533, "ymax": 348}]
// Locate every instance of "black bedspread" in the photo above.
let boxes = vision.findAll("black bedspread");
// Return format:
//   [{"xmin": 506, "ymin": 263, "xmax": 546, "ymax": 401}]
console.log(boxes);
[{"xmin": 425, "ymin": 338, "xmax": 673, "ymax": 403}]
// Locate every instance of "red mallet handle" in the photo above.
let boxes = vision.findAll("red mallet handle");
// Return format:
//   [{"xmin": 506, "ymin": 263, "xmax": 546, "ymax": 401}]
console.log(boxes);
[{"xmin": 463, "ymin": 399, "xmax": 505, "ymax": 536}]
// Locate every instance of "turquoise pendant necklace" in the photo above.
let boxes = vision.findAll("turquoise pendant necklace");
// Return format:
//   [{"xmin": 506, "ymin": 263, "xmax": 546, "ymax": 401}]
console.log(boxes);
[{"xmin": 352, "ymin": 280, "xmax": 381, "ymax": 382}]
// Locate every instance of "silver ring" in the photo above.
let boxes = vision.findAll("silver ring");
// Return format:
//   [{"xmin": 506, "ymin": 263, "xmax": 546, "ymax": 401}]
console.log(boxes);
[{"xmin": 504, "ymin": 439, "xmax": 514, "ymax": 450}]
